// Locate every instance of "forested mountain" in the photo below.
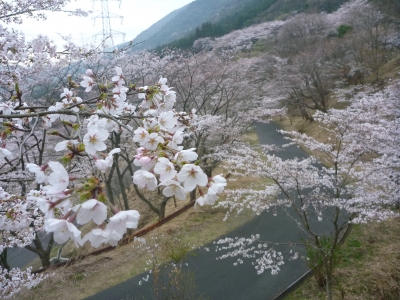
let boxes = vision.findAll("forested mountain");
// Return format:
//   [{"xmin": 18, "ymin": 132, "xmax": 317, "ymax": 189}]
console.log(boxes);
[
  {"xmin": 129, "ymin": 0, "xmax": 245, "ymax": 51},
  {"xmin": 129, "ymin": 0, "xmax": 350, "ymax": 51}
]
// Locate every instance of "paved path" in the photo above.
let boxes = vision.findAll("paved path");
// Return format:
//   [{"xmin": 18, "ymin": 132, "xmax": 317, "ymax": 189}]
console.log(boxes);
[{"xmin": 86, "ymin": 122, "xmax": 325, "ymax": 300}]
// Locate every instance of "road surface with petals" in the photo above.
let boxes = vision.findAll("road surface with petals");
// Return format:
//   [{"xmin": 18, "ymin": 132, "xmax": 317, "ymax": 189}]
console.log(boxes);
[{"xmin": 86, "ymin": 122, "xmax": 332, "ymax": 300}]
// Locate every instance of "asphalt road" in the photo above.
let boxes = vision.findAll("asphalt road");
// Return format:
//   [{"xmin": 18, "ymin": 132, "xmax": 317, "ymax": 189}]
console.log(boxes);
[{"xmin": 86, "ymin": 122, "xmax": 325, "ymax": 300}]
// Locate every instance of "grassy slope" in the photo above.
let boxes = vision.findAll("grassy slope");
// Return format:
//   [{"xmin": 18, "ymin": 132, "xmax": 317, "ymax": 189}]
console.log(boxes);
[{"xmin": 286, "ymin": 218, "xmax": 400, "ymax": 300}]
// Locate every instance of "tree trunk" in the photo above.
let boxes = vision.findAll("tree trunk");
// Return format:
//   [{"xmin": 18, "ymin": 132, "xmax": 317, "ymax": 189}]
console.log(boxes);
[
  {"xmin": 116, "ymin": 157, "xmax": 129, "ymax": 211},
  {"xmin": 190, "ymin": 189, "xmax": 196, "ymax": 202},
  {"xmin": 158, "ymin": 197, "xmax": 170, "ymax": 221},
  {"xmin": 0, "ymin": 248, "xmax": 10, "ymax": 270},
  {"xmin": 105, "ymin": 162, "xmax": 116, "ymax": 205},
  {"xmin": 324, "ymin": 254, "xmax": 333, "ymax": 300},
  {"xmin": 25, "ymin": 233, "xmax": 54, "ymax": 268},
  {"xmin": 133, "ymin": 184, "xmax": 160, "ymax": 217}
]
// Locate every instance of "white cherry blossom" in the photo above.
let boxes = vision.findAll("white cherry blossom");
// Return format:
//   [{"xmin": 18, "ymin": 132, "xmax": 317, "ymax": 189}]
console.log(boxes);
[
  {"xmin": 174, "ymin": 148, "xmax": 198, "ymax": 163},
  {"xmin": 196, "ymin": 190, "xmax": 218, "ymax": 206},
  {"xmin": 73, "ymin": 199, "xmax": 107, "ymax": 225},
  {"xmin": 80, "ymin": 76, "xmax": 96, "ymax": 92},
  {"xmin": 83, "ymin": 127, "xmax": 109, "ymax": 155},
  {"xmin": 177, "ymin": 164, "xmax": 208, "ymax": 192},
  {"xmin": 26, "ymin": 163, "xmax": 47, "ymax": 183},
  {"xmin": 111, "ymin": 67, "xmax": 125, "ymax": 84},
  {"xmin": 86, "ymin": 115, "xmax": 108, "ymax": 130},
  {"xmin": 60, "ymin": 88, "xmax": 73, "ymax": 100},
  {"xmin": 94, "ymin": 148, "xmax": 121, "ymax": 172},
  {"xmin": 158, "ymin": 111, "xmax": 177, "ymax": 131},
  {"xmin": 43, "ymin": 162, "xmax": 69, "ymax": 194},
  {"xmin": 154, "ymin": 157, "xmax": 177, "ymax": 182},
  {"xmin": 54, "ymin": 140, "xmax": 79, "ymax": 152},
  {"xmin": 132, "ymin": 170, "xmax": 158, "ymax": 191},
  {"xmin": 80, "ymin": 228, "xmax": 110, "ymax": 248},
  {"xmin": 106, "ymin": 210, "xmax": 140, "ymax": 239},
  {"xmin": 44, "ymin": 219, "xmax": 81, "ymax": 244},
  {"xmin": 144, "ymin": 132, "xmax": 164, "ymax": 150},
  {"xmin": 159, "ymin": 180, "xmax": 186, "ymax": 200},
  {"xmin": 0, "ymin": 148, "xmax": 13, "ymax": 160},
  {"xmin": 133, "ymin": 127, "xmax": 149, "ymax": 145}
]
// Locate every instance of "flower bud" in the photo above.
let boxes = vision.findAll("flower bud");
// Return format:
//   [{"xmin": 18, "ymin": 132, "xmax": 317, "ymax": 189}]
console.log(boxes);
[{"xmin": 140, "ymin": 156, "xmax": 151, "ymax": 165}]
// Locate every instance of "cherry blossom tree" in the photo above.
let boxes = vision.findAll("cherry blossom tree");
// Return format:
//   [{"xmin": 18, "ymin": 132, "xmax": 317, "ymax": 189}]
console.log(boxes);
[
  {"xmin": 326, "ymin": 0, "xmax": 398, "ymax": 82},
  {"xmin": 277, "ymin": 13, "xmax": 330, "ymax": 57},
  {"xmin": 275, "ymin": 49, "xmax": 337, "ymax": 120},
  {"xmin": 349, "ymin": 5, "xmax": 395, "ymax": 81},
  {"xmin": 163, "ymin": 49, "xmax": 280, "ymax": 180},
  {"xmin": 215, "ymin": 81, "xmax": 399, "ymax": 299}
]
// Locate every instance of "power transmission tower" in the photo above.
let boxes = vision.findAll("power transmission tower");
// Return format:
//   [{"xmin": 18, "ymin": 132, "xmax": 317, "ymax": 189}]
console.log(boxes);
[{"xmin": 92, "ymin": 0, "xmax": 125, "ymax": 48}]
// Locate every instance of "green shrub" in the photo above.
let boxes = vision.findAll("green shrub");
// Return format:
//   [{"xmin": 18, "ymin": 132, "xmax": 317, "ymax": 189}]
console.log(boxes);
[{"xmin": 337, "ymin": 24, "xmax": 353, "ymax": 38}]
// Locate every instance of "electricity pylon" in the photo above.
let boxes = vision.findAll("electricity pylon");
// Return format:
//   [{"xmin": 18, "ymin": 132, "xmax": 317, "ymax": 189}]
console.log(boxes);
[{"xmin": 92, "ymin": 0, "xmax": 125, "ymax": 48}]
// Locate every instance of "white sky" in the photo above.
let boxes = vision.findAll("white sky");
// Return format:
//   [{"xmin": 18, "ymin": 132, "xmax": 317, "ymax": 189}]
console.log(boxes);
[{"xmin": 8, "ymin": 0, "xmax": 193, "ymax": 48}]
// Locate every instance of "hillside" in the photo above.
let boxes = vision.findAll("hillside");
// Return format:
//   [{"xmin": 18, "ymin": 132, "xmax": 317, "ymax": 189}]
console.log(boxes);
[
  {"xmin": 129, "ymin": 0, "xmax": 245, "ymax": 51},
  {"xmin": 129, "ymin": 0, "xmax": 350, "ymax": 51}
]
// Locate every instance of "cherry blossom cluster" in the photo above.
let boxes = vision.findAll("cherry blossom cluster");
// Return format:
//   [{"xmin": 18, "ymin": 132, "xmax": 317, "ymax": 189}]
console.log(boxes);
[
  {"xmin": 0, "ymin": 25, "xmax": 58, "ymax": 88},
  {"xmin": 0, "ymin": 266, "xmax": 48, "ymax": 299},
  {"xmin": 131, "ymin": 77, "xmax": 227, "ymax": 206},
  {"xmin": 24, "ymin": 160, "xmax": 140, "ymax": 248},
  {"xmin": 193, "ymin": 21, "xmax": 285, "ymax": 54},
  {"xmin": 0, "ymin": 190, "xmax": 46, "ymax": 299},
  {"xmin": 160, "ymin": 49, "xmax": 284, "ymax": 180},
  {"xmin": 13, "ymin": 69, "xmax": 160, "ymax": 248},
  {"xmin": 0, "ymin": 187, "xmax": 41, "ymax": 249}
]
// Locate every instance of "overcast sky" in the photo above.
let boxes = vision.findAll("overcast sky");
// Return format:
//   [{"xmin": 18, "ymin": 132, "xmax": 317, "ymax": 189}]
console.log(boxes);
[{"xmin": 9, "ymin": 0, "xmax": 193, "ymax": 48}]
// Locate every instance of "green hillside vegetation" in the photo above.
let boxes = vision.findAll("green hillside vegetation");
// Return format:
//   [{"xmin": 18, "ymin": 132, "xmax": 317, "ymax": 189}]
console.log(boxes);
[
  {"xmin": 163, "ymin": 0, "xmax": 279, "ymax": 49},
  {"xmin": 286, "ymin": 217, "xmax": 400, "ymax": 299},
  {"xmin": 130, "ymin": 0, "xmax": 246, "ymax": 51},
  {"xmin": 157, "ymin": 0, "xmax": 349, "ymax": 50}
]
